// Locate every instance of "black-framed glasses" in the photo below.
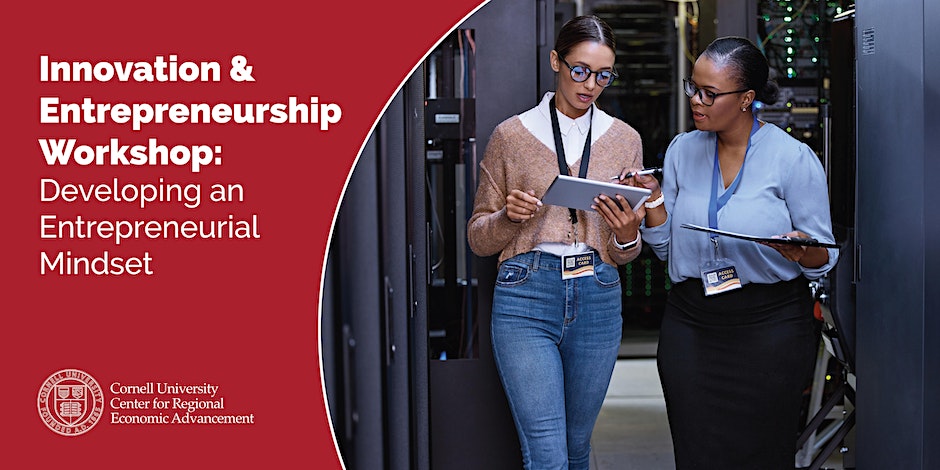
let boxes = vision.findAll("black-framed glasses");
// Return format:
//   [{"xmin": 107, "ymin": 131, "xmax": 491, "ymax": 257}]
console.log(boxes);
[
  {"xmin": 682, "ymin": 78, "xmax": 748, "ymax": 106},
  {"xmin": 560, "ymin": 56, "xmax": 618, "ymax": 88}
]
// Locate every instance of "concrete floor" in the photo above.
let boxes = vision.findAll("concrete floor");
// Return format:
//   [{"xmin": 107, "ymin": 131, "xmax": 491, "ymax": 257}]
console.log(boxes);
[
  {"xmin": 589, "ymin": 358, "xmax": 850, "ymax": 470},
  {"xmin": 590, "ymin": 359, "xmax": 675, "ymax": 470}
]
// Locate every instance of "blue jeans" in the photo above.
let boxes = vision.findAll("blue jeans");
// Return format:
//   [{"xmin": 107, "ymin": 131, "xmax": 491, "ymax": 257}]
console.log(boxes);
[{"xmin": 491, "ymin": 250, "xmax": 623, "ymax": 470}]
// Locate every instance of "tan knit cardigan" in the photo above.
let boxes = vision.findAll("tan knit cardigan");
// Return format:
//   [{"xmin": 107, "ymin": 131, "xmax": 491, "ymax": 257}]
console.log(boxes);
[{"xmin": 468, "ymin": 115, "xmax": 644, "ymax": 266}]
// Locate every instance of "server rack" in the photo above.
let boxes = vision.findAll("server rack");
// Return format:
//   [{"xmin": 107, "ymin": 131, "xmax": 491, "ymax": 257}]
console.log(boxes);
[{"xmin": 322, "ymin": 1, "xmax": 553, "ymax": 469}]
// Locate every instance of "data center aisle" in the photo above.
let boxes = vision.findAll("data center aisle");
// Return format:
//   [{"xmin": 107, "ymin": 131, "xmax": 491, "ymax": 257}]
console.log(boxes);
[{"xmin": 590, "ymin": 359, "xmax": 675, "ymax": 470}]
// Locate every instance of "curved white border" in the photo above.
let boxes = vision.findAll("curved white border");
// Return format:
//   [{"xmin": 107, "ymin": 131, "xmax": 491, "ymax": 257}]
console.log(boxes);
[{"xmin": 318, "ymin": 2, "xmax": 491, "ymax": 468}]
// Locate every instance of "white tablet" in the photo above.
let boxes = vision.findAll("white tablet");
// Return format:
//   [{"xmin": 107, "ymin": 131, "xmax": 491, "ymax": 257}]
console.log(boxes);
[{"xmin": 542, "ymin": 175, "xmax": 652, "ymax": 212}]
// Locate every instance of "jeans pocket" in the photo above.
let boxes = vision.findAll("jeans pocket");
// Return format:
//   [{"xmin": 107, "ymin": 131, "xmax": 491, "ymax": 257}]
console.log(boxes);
[
  {"xmin": 593, "ymin": 262, "xmax": 621, "ymax": 288},
  {"xmin": 495, "ymin": 263, "xmax": 530, "ymax": 287}
]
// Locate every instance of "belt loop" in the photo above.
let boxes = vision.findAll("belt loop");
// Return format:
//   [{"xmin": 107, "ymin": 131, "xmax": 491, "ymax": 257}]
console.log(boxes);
[{"xmin": 532, "ymin": 250, "xmax": 540, "ymax": 272}]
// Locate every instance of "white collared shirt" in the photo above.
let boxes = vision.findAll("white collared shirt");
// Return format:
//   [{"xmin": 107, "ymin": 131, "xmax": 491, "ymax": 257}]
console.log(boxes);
[
  {"xmin": 519, "ymin": 92, "xmax": 616, "ymax": 256},
  {"xmin": 519, "ymin": 92, "xmax": 615, "ymax": 165}
]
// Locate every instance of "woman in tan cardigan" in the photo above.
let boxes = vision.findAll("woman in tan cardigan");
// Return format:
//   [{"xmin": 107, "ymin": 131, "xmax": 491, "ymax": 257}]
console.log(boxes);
[{"xmin": 467, "ymin": 15, "xmax": 646, "ymax": 470}]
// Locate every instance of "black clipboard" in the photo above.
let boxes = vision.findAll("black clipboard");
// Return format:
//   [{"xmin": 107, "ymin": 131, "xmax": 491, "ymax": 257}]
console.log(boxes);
[
  {"xmin": 542, "ymin": 175, "xmax": 652, "ymax": 212},
  {"xmin": 680, "ymin": 223, "xmax": 841, "ymax": 249}
]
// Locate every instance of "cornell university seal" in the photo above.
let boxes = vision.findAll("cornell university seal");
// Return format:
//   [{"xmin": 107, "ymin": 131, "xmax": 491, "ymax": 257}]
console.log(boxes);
[{"xmin": 37, "ymin": 369, "xmax": 104, "ymax": 436}]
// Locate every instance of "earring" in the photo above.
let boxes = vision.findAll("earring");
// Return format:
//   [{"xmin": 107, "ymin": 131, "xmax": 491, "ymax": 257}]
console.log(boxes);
[{"xmin": 741, "ymin": 104, "xmax": 749, "ymax": 112}]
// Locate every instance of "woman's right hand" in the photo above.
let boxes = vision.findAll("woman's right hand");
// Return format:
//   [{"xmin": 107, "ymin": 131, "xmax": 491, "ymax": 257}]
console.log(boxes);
[
  {"xmin": 624, "ymin": 168, "xmax": 661, "ymax": 197},
  {"xmin": 505, "ymin": 189, "xmax": 542, "ymax": 223},
  {"xmin": 623, "ymin": 168, "xmax": 667, "ymax": 227}
]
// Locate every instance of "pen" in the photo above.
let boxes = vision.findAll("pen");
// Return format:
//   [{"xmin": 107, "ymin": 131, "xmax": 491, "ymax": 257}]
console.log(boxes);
[{"xmin": 610, "ymin": 167, "xmax": 663, "ymax": 181}]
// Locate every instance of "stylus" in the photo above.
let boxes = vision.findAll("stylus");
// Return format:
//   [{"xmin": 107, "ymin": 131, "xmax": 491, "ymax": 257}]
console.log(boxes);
[{"xmin": 611, "ymin": 167, "xmax": 663, "ymax": 181}]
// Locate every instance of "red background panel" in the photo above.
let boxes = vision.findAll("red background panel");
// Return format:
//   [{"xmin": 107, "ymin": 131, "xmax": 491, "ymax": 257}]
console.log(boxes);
[{"xmin": 1, "ymin": 1, "xmax": 486, "ymax": 468}]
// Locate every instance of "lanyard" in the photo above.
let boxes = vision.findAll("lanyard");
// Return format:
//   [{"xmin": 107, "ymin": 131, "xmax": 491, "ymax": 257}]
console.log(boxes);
[
  {"xmin": 549, "ymin": 95, "xmax": 592, "ymax": 224},
  {"xmin": 707, "ymin": 117, "xmax": 760, "ymax": 239}
]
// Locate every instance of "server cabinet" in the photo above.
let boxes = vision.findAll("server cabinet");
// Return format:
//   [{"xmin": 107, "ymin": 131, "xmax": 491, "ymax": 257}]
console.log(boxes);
[
  {"xmin": 323, "ymin": 1, "xmax": 554, "ymax": 469},
  {"xmin": 427, "ymin": 2, "xmax": 553, "ymax": 469},
  {"xmin": 324, "ymin": 87, "xmax": 419, "ymax": 470},
  {"xmin": 855, "ymin": 0, "xmax": 940, "ymax": 467}
]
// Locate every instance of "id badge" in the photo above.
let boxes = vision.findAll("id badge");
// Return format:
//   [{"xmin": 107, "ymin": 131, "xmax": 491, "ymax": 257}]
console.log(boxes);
[
  {"xmin": 562, "ymin": 252, "xmax": 595, "ymax": 280},
  {"xmin": 700, "ymin": 258, "xmax": 742, "ymax": 296}
]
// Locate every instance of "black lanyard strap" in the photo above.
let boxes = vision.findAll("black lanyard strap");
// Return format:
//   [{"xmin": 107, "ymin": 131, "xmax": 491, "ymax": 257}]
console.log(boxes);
[{"xmin": 549, "ymin": 96, "xmax": 593, "ymax": 224}]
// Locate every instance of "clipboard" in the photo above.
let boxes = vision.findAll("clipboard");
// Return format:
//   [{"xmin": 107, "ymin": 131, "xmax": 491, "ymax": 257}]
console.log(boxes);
[
  {"xmin": 542, "ymin": 175, "xmax": 652, "ymax": 212},
  {"xmin": 680, "ymin": 223, "xmax": 841, "ymax": 249}
]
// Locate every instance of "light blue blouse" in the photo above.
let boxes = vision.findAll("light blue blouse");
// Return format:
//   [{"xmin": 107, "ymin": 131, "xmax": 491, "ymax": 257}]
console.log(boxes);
[{"xmin": 641, "ymin": 122, "xmax": 839, "ymax": 285}]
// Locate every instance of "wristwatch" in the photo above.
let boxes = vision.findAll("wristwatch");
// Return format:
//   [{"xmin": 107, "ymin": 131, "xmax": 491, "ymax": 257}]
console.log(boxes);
[
  {"xmin": 614, "ymin": 234, "xmax": 639, "ymax": 250},
  {"xmin": 645, "ymin": 193, "xmax": 665, "ymax": 209}
]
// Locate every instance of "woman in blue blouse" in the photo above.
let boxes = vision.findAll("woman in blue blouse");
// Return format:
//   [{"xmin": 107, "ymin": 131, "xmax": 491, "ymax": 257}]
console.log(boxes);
[{"xmin": 628, "ymin": 37, "xmax": 838, "ymax": 469}]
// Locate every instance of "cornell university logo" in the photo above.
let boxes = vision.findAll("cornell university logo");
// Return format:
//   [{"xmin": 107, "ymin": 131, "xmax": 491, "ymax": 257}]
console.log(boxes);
[{"xmin": 37, "ymin": 369, "xmax": 104, "ymax": 436}]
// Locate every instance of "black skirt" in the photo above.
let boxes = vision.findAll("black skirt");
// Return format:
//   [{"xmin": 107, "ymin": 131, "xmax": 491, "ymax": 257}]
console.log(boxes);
[{"xmin": 657, "ymin": 277, "xmax": 819, "ymax": 470}]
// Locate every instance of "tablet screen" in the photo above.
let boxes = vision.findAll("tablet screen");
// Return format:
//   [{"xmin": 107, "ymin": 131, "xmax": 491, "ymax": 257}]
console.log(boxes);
[{"xmin": 542, "ymin": 175, "xmax": 652, "ymax": 212}]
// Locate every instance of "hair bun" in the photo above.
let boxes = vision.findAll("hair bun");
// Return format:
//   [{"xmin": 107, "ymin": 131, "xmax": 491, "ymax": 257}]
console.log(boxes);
[{"xmin": 758, "ymin": 80, "xmax": 780, "ymax": 106}]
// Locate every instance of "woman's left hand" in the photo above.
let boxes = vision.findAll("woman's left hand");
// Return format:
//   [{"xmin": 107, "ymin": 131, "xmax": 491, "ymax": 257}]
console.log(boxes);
[
  {"xmin": 762, "ymin": 231, "xmax": 831, "ymax": 268},
  {"xmin": 592, "ymin": 193, "xmax": 642, "ymax": 245},
  {"xmin": 762, "ymin": 231, "xmax": 808, "ymax": 262}
]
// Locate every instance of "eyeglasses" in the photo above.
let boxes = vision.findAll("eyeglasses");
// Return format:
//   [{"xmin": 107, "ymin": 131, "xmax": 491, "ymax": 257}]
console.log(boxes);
[
  {"xmin": 682, "ymin": 78, "xmax": 748, "ymax": 106},
  {"xmin": 560, "ymin": 57, "xmax": 618, "ymax": 88}
]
